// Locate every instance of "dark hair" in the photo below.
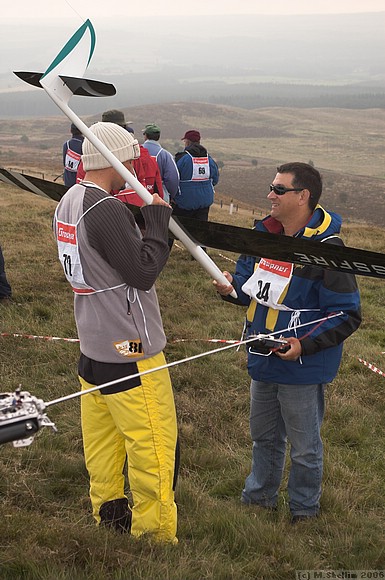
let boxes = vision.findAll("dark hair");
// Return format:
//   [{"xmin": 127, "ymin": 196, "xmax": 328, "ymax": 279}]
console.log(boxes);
[
  {"xmin": 276, "ymin": 162, "xmax": 322, "ymax": 211},
  {"xmin": 71, "ymin": 123, "xmax": 82, "ymax": 137},
  {"xmin": 145, "ymin": 131, "xmax": 160, "ymax": 141}
]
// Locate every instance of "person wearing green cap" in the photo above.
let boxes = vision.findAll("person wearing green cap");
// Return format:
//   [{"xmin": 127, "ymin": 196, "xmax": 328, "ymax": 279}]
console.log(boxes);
[{"xmin": 142, "ymin": 123, "xmax": 180, "ymax": 203}]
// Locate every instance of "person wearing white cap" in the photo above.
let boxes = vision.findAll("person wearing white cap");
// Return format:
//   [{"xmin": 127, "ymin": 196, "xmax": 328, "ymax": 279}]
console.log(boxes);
[{"xmin": 53, "ymin": 122, "xmax": 178, "ymax": 543}]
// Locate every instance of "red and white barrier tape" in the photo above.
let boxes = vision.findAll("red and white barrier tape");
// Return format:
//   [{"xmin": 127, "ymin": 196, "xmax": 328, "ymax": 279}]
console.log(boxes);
[
  {"xmin": 174, "ymin": 242, "xmax": 236, "ymax": 264},
  {"xmin": 1, "ymin": 331, "xmax": 239, "ymax": 345},
  {"xmin": 0, "ymin": 332, "xmax": 79, "ymax": 343},
  {"xmin": 218, "ymin": 252, "xmax": 236, "ymax": 264},
  {"xmin": 357, "ymin": 357, "xmax": 385, "ymax": 378}
]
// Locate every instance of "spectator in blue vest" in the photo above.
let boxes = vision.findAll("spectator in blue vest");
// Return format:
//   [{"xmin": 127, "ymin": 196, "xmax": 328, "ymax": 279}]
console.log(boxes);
[{"xmin": 173, "ymin": 130, "xmax": 219, "ymax": 223}]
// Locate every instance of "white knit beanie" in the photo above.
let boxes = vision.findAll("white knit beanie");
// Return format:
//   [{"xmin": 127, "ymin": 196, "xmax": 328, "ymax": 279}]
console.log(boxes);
[{"xmin": 82, "ymin": 122, "xmax": 140, "ymax": 171}]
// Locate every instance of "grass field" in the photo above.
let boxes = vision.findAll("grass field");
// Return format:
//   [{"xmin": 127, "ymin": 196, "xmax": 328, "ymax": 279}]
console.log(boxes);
[{"xmin": 0, "ymin": 181, "xmax": 384, "ymax": 579}]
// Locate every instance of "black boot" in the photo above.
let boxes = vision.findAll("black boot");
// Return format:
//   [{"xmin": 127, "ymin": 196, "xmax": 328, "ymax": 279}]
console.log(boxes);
[{"xmin": 99, "ymin": 497, "xmax": 132, "ymax": 533}]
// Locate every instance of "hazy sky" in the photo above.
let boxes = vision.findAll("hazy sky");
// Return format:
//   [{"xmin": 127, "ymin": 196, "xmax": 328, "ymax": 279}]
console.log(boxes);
[{"xmin": 4, "ymin": 0, "xmax": 385, "ymax": 20}]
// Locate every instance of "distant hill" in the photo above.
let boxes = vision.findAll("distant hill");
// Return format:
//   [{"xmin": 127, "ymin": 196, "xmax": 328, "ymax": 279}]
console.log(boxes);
[
  {"xmin": 0, "ymin": 102, "xmax": 384, "ymax": 227},
  {"xmin": 0, "ymin": 79, "xmax": 383, "ymax": 118}
]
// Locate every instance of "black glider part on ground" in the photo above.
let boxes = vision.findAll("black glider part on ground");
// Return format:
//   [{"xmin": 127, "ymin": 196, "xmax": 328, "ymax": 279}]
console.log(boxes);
[{"xmin": 0, "ymin": 168, "xmax": 67, "ymax": 202}]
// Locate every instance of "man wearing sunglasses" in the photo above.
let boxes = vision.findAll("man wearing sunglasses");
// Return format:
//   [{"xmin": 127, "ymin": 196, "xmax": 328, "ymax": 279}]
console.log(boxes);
[{"xmin": 214, "ymin": 162, "xmax": 361, "ymax": 523}]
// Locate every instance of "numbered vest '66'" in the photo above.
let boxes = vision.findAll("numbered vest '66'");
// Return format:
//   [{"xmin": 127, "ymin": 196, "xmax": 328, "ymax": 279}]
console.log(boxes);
[{"xmin": 181, "ymin": 151, "xmax": 210, "ymax": 182}]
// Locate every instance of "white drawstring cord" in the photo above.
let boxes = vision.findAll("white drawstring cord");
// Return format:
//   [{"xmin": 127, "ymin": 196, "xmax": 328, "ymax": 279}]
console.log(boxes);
[
  {"xmin": 127, "ymin": 287, "xmax": 152, "ymax": 346},
  {"xmin": 287, "ymin": 310, "xmax": 303, "ymax": 364}
]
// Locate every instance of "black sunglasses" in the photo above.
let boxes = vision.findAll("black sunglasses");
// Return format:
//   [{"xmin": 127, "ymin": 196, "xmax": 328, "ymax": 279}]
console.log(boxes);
[{"xmin": 269, "ymin": 184, "xmax": 304, "ymax": 196}]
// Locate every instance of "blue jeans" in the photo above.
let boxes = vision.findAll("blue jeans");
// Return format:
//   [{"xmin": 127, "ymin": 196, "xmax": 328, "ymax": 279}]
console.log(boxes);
[{"xmin": 241, "ymin": 380, "xmax": 325, "ymax": 516}]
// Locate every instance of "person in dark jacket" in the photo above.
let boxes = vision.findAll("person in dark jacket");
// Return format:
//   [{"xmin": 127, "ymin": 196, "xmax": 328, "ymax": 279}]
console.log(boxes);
[
  {"xmin": 214, "ymin": 162, "xmax": 361, "ymax": 523},
  {"xmin": 63, "ymin": 123, "xmax": 84, "ymax": 187},
  {"xmin": 173, "ymin": 130, "xmax": 219, "ymax": 221},
  {"xmin": 0, "ymin": 244, "xmax": 12, "ymax": 304}
]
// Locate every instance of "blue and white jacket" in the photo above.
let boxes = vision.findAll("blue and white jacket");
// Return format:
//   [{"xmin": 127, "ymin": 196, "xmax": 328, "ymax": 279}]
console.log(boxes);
[
  {"xmin": 142, "ymin": 140, "xmax": 180, "ymax": 201},
  {"xmin": 226, "ymin": 206, "xmax": 361, "ymax": 385}
]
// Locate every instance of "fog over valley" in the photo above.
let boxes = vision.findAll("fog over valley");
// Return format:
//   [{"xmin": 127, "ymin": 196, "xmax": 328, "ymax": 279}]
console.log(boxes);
[{"xmin": 0, "ymin": 12, "xmax": 384, "ymax": 116}]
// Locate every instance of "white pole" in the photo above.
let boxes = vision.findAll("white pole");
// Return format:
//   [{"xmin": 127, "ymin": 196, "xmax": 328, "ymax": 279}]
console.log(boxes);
[{"xmin": 44, "ymin": 86, "xmax": 237, "ymax": 298}]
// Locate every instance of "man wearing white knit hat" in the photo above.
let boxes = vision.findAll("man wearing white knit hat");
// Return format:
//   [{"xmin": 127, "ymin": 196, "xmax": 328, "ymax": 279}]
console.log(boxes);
[{"xmin": 53, "ymin": 122, "xmax": 178, "ymax": 543}]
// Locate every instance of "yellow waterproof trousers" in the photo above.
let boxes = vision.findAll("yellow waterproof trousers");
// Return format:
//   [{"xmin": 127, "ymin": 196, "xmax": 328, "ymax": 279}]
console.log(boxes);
[{"xmin": 79, "ymin": 351, "xmax": 178, "ymax": 543}]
